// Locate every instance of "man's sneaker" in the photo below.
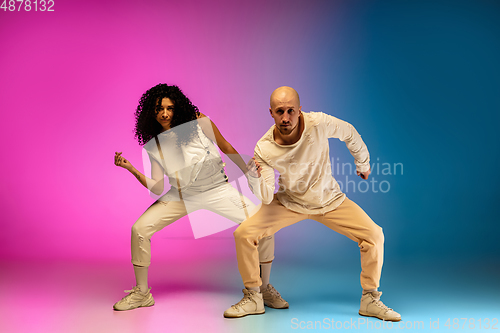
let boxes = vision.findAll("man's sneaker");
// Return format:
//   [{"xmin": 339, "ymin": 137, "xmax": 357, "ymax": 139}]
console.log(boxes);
[
  {"xmin": 113, "ymin": 286, "xmax": 155, "ymax": 311},
  {"xmin": 223, "ymin": 289, "xmax": 265, "ymax": 318},
  {"xmin": 261, "ymin": 284, "xmax": 289, "ymax": 309},
  {"xmin": 359, "ymin": 291, "xmax": 401, "ymax": 322}
]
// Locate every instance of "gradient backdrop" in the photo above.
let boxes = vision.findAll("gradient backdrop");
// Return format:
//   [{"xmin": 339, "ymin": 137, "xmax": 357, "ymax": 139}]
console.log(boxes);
[{"xmin": 1, "ymin": 0, "xmax": 499, "ymax": 332}]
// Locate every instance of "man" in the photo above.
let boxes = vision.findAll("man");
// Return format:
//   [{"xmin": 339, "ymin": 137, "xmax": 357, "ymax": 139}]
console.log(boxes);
[{"xmin": 223, "ymin": 86, "xmax": 400, "ymax": 321}]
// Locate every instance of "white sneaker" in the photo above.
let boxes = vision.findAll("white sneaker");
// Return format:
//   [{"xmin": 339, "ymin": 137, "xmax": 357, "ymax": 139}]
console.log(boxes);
[
  {"xmin": 262, "ymin": 284, "xmax": 289, "ymax": 309},
  {"xmin": 224, "ymin": 289, "xmax": 265, "ymax": 318},
  {"xmin": 113, "ymin": 286, "xmax": 155, "ymax": 311},
  {"xmin": 359, "ymin": 291, "xmax": 401, "ymax": 322}
]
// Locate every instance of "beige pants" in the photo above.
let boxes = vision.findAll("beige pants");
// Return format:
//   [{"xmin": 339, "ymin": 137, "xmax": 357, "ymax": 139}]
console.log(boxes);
[
  {"xmin": 234, "ymin": 195, "xmax": 384, "ymax": 290},
  {"xmin": 131, "ymin": 180, "xmax": 275, "ymax": 267}
]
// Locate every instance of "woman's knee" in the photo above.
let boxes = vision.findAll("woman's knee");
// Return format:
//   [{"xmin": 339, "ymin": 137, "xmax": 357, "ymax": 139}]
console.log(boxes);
[
  {"xmin": 131, "ymin": 219, "xmax": 155, "ymax": 239},
  {"xmin": 131, "ymin": 223, "xmax": 142, "ymax": 240}
]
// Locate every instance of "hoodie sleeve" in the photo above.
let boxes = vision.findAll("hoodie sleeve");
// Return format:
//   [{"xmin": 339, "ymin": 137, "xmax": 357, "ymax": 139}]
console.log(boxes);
[
  {"xmin": 246, "ymin": 145, "xmax": 276, "ymax": 204},
  {"xmin": 322, "ymin": 112, "xmax": 370, "ymax": 173}
]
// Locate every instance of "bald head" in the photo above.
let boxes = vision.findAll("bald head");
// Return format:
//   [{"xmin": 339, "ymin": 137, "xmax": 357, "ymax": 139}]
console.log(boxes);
[
  {"xmin": 269, "ymin": 86, "xmax": 302, "ymax": 139},
  {"xmin": 270, "ymin": 86, "xmax": 300, "ymax": 109}
]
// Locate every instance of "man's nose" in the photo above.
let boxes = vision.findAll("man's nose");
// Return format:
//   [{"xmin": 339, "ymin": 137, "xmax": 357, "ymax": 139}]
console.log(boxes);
[{"xmin": 282, "ymin": 113, "xmax": 290, "ymax": 122}]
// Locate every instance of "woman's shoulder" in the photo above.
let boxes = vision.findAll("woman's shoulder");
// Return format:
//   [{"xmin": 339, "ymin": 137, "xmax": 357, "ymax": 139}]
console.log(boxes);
[
  {"xmin": 195, "ymin": 112, "xmax": 211, "ymax": 134},
  {"xmin": 143, "ymin": 137, "xmax": 157, "ymax": 153}
]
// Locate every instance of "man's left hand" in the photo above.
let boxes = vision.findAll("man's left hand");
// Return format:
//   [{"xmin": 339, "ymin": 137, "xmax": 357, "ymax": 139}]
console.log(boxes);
[
  {"xmin": 246, "ymin": 157, "xmax": 262, "ymax": 178},
  {"xmin": 357, "ymin": 168, "xmax": 371, "ymax": 180}
]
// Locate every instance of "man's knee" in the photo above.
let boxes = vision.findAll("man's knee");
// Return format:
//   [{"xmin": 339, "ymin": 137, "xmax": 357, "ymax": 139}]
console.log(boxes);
[
  {"xmin": 370, "ymin": 226, "xmax": 384, "ymax": 245},
  {"xmin": 233, "ymin": 225, "xmax": 248, "ymax": 240},
  {"xmin": 234, "ymin": 224, "xmax": 259, "ymax": 243}
]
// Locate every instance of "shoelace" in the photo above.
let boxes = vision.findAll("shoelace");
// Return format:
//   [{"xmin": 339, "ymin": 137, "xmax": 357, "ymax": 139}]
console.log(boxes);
[
  {"xmin": 124, "ymin": 287, "xmax": 140, "ymax": 294},
  {"xmin": 120, "ymin": 287, "xmax": 143, "ymax": 302},
  {"xmin": 372, "ymin": 298, "xmax": 393, "ymax": 312},
  {"xmin": 267, "ymin": 286, "xmax": 285, "ymax": 301},
  {"xmin": 232, "ymin": 291, "xmax": 252, "ymax": 309}
]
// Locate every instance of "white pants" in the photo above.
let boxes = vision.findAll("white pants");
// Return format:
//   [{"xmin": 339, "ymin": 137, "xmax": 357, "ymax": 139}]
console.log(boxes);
[{"xmin": 131, "ymin": 175, "xmax": 275, "ymax": 267}]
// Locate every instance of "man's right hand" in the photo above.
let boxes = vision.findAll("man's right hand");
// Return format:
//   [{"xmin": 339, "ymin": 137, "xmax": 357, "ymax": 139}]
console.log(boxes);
[{"xmin": 246, "ymin": 157, "xmax": 262, "ymax": 178}]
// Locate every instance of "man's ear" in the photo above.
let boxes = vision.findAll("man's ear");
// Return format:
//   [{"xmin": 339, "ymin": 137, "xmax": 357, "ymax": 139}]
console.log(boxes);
[
  {"xmin": 299, "ymin": 106, "xmax": 302, "ymax": 114},
  {"xmin": 269, "ymin": 108, "xmax": 273, "ymax": 116}
]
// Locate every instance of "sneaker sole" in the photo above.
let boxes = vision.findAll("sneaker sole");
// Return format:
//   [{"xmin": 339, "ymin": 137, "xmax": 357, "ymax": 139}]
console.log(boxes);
[
  {"xmin": 113, "ymin": 298, "xmax": 155, "ymax": 311},
  {"xmin": 264, "ymin": 302, "xmax": 289, "ymax": 309},
  {"xmin": 224, "ymin": 309, "xmax": 265, "ymax": 318},
  {"xmin": 358, "ymin": 311, "xmax": 401, "ymax": 322}
]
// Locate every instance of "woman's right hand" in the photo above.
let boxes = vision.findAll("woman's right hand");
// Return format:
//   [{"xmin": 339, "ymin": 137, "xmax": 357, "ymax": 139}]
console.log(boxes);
[{"xmin": 114, "ymin": 152, "xmax": 132, "ymax": 170}]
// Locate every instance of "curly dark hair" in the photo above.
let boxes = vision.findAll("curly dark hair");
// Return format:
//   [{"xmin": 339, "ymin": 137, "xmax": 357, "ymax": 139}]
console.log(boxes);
[{"xmin": 134, "ymin": 84, "xmax": 201, "ymax": 146}]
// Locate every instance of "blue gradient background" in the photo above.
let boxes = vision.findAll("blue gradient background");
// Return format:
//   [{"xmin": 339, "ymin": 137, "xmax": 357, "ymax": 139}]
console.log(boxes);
[{"xmin": 1, "ymin": 0, "xmax": 499, "ymax": 332}]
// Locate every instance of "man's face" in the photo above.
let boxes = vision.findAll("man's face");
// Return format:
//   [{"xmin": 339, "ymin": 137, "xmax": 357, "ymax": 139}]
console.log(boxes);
[
  {"xmin": 156, "ymin": 97, "xmax": 174, "ymax": 131},
  {"xmin": 269, "ymin": 95, "xmax": 301, "ymax": 136}
]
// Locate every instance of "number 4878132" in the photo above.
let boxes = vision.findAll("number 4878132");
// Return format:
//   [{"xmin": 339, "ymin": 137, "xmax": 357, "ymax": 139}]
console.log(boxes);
[{"xmin": 1, "ymin": 0, "xmax": 55, "ymax": 11}]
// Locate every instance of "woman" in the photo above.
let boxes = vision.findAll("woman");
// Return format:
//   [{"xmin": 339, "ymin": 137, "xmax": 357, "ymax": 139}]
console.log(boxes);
[{"xmin": 113, "ymin": 84, "xmax": 287, "ymax": 311}]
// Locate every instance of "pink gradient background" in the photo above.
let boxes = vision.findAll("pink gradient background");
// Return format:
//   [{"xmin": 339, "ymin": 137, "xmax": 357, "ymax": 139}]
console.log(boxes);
[
  {"xmin": 1, "ymin": 0, "xmax": 339, "ymax": 262},
  {"xmin": 2, "ymin": 0, "xmax": 500, "ymax": 332},
  {"xmin": 2, "ymin": 2, "xmax": 351, "ymax": 330}
]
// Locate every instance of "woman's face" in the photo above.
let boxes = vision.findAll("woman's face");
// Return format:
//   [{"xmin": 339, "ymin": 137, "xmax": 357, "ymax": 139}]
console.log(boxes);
[{"xmin": 156, "ymin": 97, "xmax": 174, "ymax": 131}]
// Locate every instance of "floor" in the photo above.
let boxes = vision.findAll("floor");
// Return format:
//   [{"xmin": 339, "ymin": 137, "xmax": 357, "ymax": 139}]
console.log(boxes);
[{"xmin": 1, "ymin": 252, "xmax": 498, "ymax": 333}]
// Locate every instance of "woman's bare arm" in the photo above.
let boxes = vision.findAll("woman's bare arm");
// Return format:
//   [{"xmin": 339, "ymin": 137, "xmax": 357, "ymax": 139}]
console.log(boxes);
[
  {"xmin": 114, "ymin": 151, "xmax": 165, "ymax": 195},
  {"xmin": 197, "ymin": 113, "xmax": 257, "ymax": 177}
]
